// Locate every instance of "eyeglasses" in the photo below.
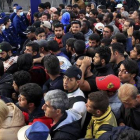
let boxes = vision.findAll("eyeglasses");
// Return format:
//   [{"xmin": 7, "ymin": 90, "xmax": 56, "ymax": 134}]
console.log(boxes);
[{"xmin": 118, "ymin": 68, "xmax": 128, "ymax": 74}]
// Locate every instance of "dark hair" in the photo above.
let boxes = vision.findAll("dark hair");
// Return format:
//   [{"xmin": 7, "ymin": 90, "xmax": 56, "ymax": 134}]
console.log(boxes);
[
  {"xmin": 54, "ymin": 11, "xmax": 60, "ymax": 16},
  {"xmin": 66, "ymin": 38, "xmax": 77, "ymax": 49},
  {"xmin": 105, "ymin": 25, "xmax": 114, "ymax": 32},
  {"xmin": 74, "ymin": 32, "xmax": 85, "ymax": 41},
  {"xmin": 72, "ymin": 4, "xmax": 79, "ymax": 8},
  {"xmin": 0, "ymin": 60, "xmax": 4, "ymax": 76},
  {"xmin": 19, "ymin": 83, "xmax": 43, "ymax": 107},
  {"xmin": 90, "ymin": 9, "xmax": 98, "ymax": 15},
  {"xmin": 44, "ymin": 2, "xmax": 51, "ymax": 9},
  {"xmin": 26, "ymin": 41, "xmax": 39, "ymax": 53},
  {"xmin": 54, "ymin": 23, "xmax": 64, "ymax": 30},
  {"xmin": 83, "ymin": 20, "xmax": 90, "ymax": 29},
  {"xmin": 98, "ymin": 5, "xmax": 106, "ymax": 10},
  {"xmin": 35, "ymin": 27, "xmax": 45, "ymax": 36},
  {"xmin": 13, "ymin": 70, "xmax": 31, "ymax": 88},
  {"xmin": 135, "ymin": 44, "xmax": 140, "ymax": 55},
  {"xmin": 32, "ymin": 21, "xmax": 41, "ymax": 28},
  {"xmin": 102, "ymin": 9, "xmax": 109, "ymax": 13},
  {"xmin": 44, "ymin": 55, "xmax": 60, "ymax": 75},
  {"xmin": 97, "ymin": 14, "xmax": 104, "ymax": 22},
  {"xmin": 33, "ymin": 12, "xmax": 39, "ymax": 18},
  {"xmin": 42, "ymin": 12, "xmax": 51, "ymax": 20},
  {"xmin": 107, "ymin": 12, "xmax": 113, "ymax": 22},
  {"xmin": 116, "ymin": 13, "xmax": 121, "ymax": 19},
  {"xmin": 86, "ymin": 3, "xmax": 91, "ymax": 7},
  {"xmin": 67, "ymin": 5, "xmax": 72, "ymax": 8},
  {"xmin": 71, "ymin": 20, "xmax": 81, "ymax": 27},
  {"xmin": 74, "ymin": 40, "xmax": 85, "ymax": 55},
  {"xmin": 79, "ymin": 9, "xmax": 86, "ymax": 15},
  {"xmin": 59, "ymin": 4, "xmax": 65, "ymax": 9},
  {"xmin": 133, "ymin": 30, "xmax": 140, "ymax": 41},
  {"xmin": 47, "ymin": 40, "xmax": 59, "ymax": 52},
  {"xmin": 17, "ymin": 54, "xmax": 33, "ymax": 71},
  {"xmin": 122, "ymin": 5, "xmax": 129, "ymax": 12},
  {"xmin": 86, "ymin": 47, "xmax": 95, "ymax": 58},
  {"xmin": 89, "ymin": 33, "xmax": 100, "ymax": 42},
  {"xmin": 101, "ymin": 38, "xmax": 111, "ymax": 46},
  {"xmin": 88, "ymin": 91, "xmax": 109, "ymax": 113},
  {"xmin": 95, "ymin": 46, "xmax": 111, "ymax": 64},
  {"xmin": 113, "ymin": 33, "xmax": 127, "ymax": 46},
  {"xmin": 110, "ymin": 43, "xmax": 125, "ymax": 56},
  {"xmin": 122, "ymin": 59, "xmax": 139, "ymax": 78},
  {"xmin": 125, "ymin": 19, "xmax": 135, "ymax": 28}
]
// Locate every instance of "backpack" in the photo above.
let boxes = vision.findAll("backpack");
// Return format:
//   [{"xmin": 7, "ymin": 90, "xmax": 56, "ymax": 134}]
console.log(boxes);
[{"xmin": 97, "ymin": 124, "xmax": 133, "ymax": 140}]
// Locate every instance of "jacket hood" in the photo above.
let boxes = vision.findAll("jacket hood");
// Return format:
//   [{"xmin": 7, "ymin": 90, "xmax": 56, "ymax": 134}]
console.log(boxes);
[
  {"xmin": 0, "ymin": 73, "xmax": 13, "ymax": 85},
  {"xmin": 61, "ymin": 12, "xmax": 70, "ymax": 25}
]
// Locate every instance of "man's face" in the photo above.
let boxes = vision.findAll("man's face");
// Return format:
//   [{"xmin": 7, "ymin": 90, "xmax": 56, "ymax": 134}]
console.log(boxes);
[
  {"xmin": 17, "ymin": 9, "xmax": 23, "ymax": 16},
  {"xmin": 18, "ymin": 94, "xmax": 28, "ymax": 109},
  {"xmin": 42, "ymin": 15, "xmax": 48, "ymax": 21},
  {"xmin": 86, "ymin": 99, "xmax": 98, "ymax": 116},
  {"xmin": 38, "ymin": 7, "xmax": 44, "ymax": 13},
  {"xmin": 93, "ymin": 53, "xmax": 102, "ymax": 66},
  {"xmin": 54, "ymin": 27, "xmax": 63, "ymax": 39},
  {"xmin": 63, "ymin": 75, "xmax": 79, "ymax": 92},
  {"xmin": 103, "ymin": 27, "xmax": 112, "ymax": 39},
  {"xmin": 89, "ymin": 39, "xmax": 98, "ymax": 48},
  {"xmin": 130, "ymin": 47, "xmax": 138, "ymax": 60},
  {"xmin": 131, "ymin": 11, "xmax": 138, "ymax": 19},
  {"xmin": 24, "ymin": 46, "xmax": 33, "ymax": 55},
  {"xmin": 103, "ymin": 13, "xmax": 109, "ymax": 23},
  {"xmin": 71, "ymin": 23, "xmax": 81, "ymax": 34},
  {"xmin": 109, "ymin": 47, "xmax": 116, "ymax": 63},
  {"xmin": 36, "ymin": 32, "xmax": 46, "ymax": 40},
  {"xmin": 118, "ymin": 64, "xmax": 134, "ymax": 83},
  {"xmin": 66, "ymin": 6, "xmax": 72, "ymax": 12},
  {"xmin": 89, "ymin": 12, "xmax": 95, "ymax": 18},
  {"xmin": 42, "ymin": 101, "xmax": 57, "ymax": 118},
  {"xmin": 52, "ymin": 14, "xmax": 59, "ymax": 21},
  {"xmin": 26, "ymin": 32, "xmax": 35, "ymax": 39},
  {"xmin": 122, "ymin": 21, "xmax": 130, "ymax": 32},
  {"xmin": 86, "ymin": 6, "xmax": 91, "ymax": 13},
  {"xmin": 79, "ymin": 14, "xmax": 85, "ymax": 20},
  {"xmin": 97, "ymin": 8, "xmax": 102, "ymax": 14},
  {"xmin": 0, "ymin": 51, "xmax": 8, "ymax": 60}
]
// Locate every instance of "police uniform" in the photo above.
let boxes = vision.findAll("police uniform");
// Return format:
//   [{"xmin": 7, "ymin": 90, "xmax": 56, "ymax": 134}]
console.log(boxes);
[{"xmin": 0, "ymin": 18, "xmax": 6, "ymax": 43}]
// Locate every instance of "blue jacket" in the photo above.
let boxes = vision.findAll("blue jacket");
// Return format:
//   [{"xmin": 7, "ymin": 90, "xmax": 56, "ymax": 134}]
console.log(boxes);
[
  {"xmin": 10, "ymin": 12, "xmax": 16, "ymax": 22},
  {"xmin": 0, "ymin": 33, "xmax": 6, "ymax": 43}
]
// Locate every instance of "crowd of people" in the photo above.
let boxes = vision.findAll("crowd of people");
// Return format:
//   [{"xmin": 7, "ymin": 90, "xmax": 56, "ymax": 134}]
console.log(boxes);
[{"xmin": 1, "ymin": 0, "xmax": 140, "ymax": 140}]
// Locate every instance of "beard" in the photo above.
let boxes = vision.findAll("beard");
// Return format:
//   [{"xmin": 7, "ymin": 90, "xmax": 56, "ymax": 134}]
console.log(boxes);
[
  {"xmin": 56, "ymin": 34, "xmax": 63, "ymax": 39},
  {"xmin": 94, "ymin": 61, "xmax": 102, "ymax": 68},
  {"xmin": 1, "ymin": 54, "xmax": 10, "ymax": 61}
]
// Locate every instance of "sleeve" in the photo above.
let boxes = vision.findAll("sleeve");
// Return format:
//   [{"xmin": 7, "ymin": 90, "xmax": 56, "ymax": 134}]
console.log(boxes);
[
  {"xmin": 85, "ymin": 119, "xmax": 94, "ymax": 139},
  {"xmin": 126, "ymin": 37, "xmax": 133, "ymax": 52}
]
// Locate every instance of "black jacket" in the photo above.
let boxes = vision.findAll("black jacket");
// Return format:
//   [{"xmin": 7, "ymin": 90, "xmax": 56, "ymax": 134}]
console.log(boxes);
[
  {"xmin": 0, "ymin": 73, "xmax": 14, "ymax": 98},
  {"xmin": 50, "ymin": 110, "xmax": 82, "ymax": 140},
  {"xmin": 93, "ymin": 63, "xmax": 114, "ymax": 77}
]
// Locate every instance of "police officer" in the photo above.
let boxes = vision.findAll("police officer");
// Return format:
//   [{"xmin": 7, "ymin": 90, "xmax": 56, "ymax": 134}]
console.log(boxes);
[
  {"xmin": 3, "ymin": 16, "xmax": 20, "ymax": 48},
  {"xmin": 9, "ymin": 3, "xmax": 18, "ymax": 22},
  {"xmin": 13, "ymin": 6, "xmax": 29, "ymax": 47},
  {"xmin": 0, "ymin": 19, "xmax": 6, "ymax": 43}
]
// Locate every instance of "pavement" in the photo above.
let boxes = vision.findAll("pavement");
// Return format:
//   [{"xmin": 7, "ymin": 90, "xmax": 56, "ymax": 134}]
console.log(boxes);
[{"xmin": 1, "ymin": 0, "xmax": 67, "ymax": 13}]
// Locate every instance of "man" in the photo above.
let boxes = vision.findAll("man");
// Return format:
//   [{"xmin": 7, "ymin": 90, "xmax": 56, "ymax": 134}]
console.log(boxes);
[
  {"xmin": 52, "ymin": 11, "xmax": 60, "ymax": 21},
  {"xmin": 130, "ymin": 44, "xmax": 140, "ymax": 75},
  {"xmin": 118, "ymin": 83, "xmax": 140, "ymax": 130},
  {"xmin": 24, "ymin": 41, "xmax": 40, "ymax": 59},
  {"xmin": 75, "ymin": 56, "xmax": 97, "ymax": 97},
  {"xmin": 79, "ymin": 9, "xmax": 86, "ymax": 21},
  {"xmin": 43, "ymin": 55, "xmax": 64, "ymax": 92},
  {"xmin": 42, "ymin": 89, "xmax": 81, "ymax": 140},
  {"xmin": 103, "ymin": 12, "xmax": 120, "ymax": 35},
  {"xmin": 38, "ymin": 3, "xmax": 46, "ymax": 13},
  {"xmin": 96, "ymin": 74, "xmax": 122, "ymax": 120},
  {"xmin": 110, "ymin": 43, "xmax": 125, "ymax": 76},
  {"xmin": 9, "ymin": 3, "xmax": 18, "ymax": 22},
  {"xmin": 118, "ymin": 59, "xmax": 140, "ymax": 92},
  {"xmin": 41, "ymin": 12, "xmax": 50, "ymax": 21},
  {"xmin": 18, "ymin": 83, "xmax": 52, "ymax": 128},
  {"xmin": 89, "ymin": 9, "xmax": 98, "ymax": 18},
  {"xmin": 13, "ymin": 6, "xmax": 28, "ymax": 45},
  {"xmin": 63, "ymin": 65, "xmax": 86, "ymax": 119},
  {"xmin": 88, "ymin": 33, "xmax": 100, "ymax": 48},
  {"xmin": 35, "ymin": 27, "xmax": 46, "ymax": 41},
  {"xmin": 103, "ymin": 25, "xmax": 114, "ymax": 39},
  {"xmin": 85, "ymin": 91, "xmax": 117, "ymax": 139},
  {"xmin": 81, "ymin": 20, "xmax": 93, "ymax": 43},
  {"xmin": 93, "ymin": 46, "xmax": 114, "ymax": 77},
  {"xmin": 0, "ymin": 42, "xmax": 18, "ymax": 74}
]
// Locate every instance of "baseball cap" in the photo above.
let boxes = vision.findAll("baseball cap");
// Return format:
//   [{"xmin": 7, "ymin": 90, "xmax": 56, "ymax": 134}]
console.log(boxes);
[
  {"xmin": 115, "ymin": 4, "xmax": 123, "ymax": 9},
  {"xmin": 23, "ymin": 26, "xmax": 36, "ymax": 34},
  {"xmin": 41, "ymin": 21, "xmax": 51, "ymax": 29},
  {"xmin": 96, "ymin": 74, "xmax": 121, "ymax": 92},
  {"xmin": 64, "ymin": 65, "xmax": 82, "ymax": 80},
  {"xmin": 0, "ymin": 12, "xmax": 6, "ymax": 18},
  {"xmin": 16, "ymin": 6, "xmax": 22, "ymax": 10},
  {"xmin": 17, "ymin": 121, "xmax": 50, "ymax": 140},
  {"xmin": 0, "ymin": 42, "xmax": 12, "ymax": 53},
  {"xmin": 94, "ymin": 22, "xmax": 104, "ymax": 32},
  {"xmin": 13, "ymin": 3, "xmax": 18, "ymax": 7}
]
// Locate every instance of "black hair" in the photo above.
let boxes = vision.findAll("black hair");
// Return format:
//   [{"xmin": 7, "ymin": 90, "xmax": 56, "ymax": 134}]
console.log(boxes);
[
  {"xmin": 54, "ymin": 23, "xmax": 64, "ymax": 30},
  {"xmin": 101, "ymin": 38, "xmax": 111, "ymax": 46},
  {"xmin": 26, "ymin": 41, "xmax": 39, "ymax": 53},
  {"xmin": 54, "ymin": 11, "xmax": 60, "ymax": 16},
  {"xmin": 47, "ymin": 40, "xmax": 59, "ymax": 52},
  {"xmin": 88, "ymin": 91, "xmax": 109, "ymax": 114},
  {"xmin": 104, "ymin": 25, "xmax": 114, "ymax": 32},
  {"xmin": 135, "ymin": 44, "xmax": 140, "ymax": 55},
  {"xmin": 71, "ymin": 20, "xmax": 81, "ymax": 27},
  {"xmin": 17, "ymin": 54, "xmax": 33, "ymax": 71},
  {"xmin": 32, "ymin": 21, "xmax": 41, "ymax": 28},
  {"xmin": 33, "ymin": 12, "xmax": 39, "ymax": 18},
  {"xmin": 35, "ymin": 27, "xmax": 45, "ymax": 36},
  {"xmin": 44, "ymin": 2, "xmax": 51, "ymax": 9},
  {"xmin": 95, "ymin": 46, "xmax": 111, "ymax": 64},
  {"xmin": 123, "ymin": 59, "xmax": 139, "ymax": 78},
  {"xmin": 107, "ymin": 12, "xmax": 113, "ymax": 22},
  {"xmin": 19, "ymin": 83, "xmax": 43, "ymax": 107},
  {"xmin": 98, "ymin": 5, "xmax": 106, "ymax": 10},
  {"xmin": 74, "ymin": 32, "xmax": 85, "ymax": 41},
  {"xmin": 42, "ymin": 12, "xmax": 51, "ymax": 20},
  {"xmin": 74, "ymin": 40, "xmax": 85, "ymax": 55},
  {"xmin": 59, "ymin": 4, "xmax": 65, "ymax": 9},
  {"xmin": 89, "ymin": 33, "xmax": 100, "ymax": 42},
  {"xmin": 97, "ymin": 14, "xmax": 104, "ymax": 22},
  {"xmin": 13, "ymin": 70, "xmax": 31, "ymax": 88},
  {"xmin": 90, "ymin": 9, "xmax": 98, "ymax": 15},
  {"xmin": 102, "ymin": 9, "xmax": 109, "ymax": 13},
  {"xmin": 83, "ymin": 20, "xmax": 90, "ymax": 29},
  {"xmin": 114, "ymin": 33, "xmax": 127, "ymax": 46},
  {"xmin": 110, "ymin": 42, "xmax": 125, "ymax": 56},
  {"xmin": 86, "ymin": 47, "xmax": 95, "ymax": 58},
  {"xmin": 66, "ymin": 38, "xmax": 77, "ymax": 49},
  {"xmin": 44, "ymin": 55, "xmax": 60, "ymax": 75},
  {"xmin": 133, "ymin": 30, "xmax": 140, "ymax": 41},
  {"xmin": 79, "ymin": 9, "xmax": 86, "ymax": 15},
  {"xmin": 0, "ymin": 60, "xmax": 4, "ymax": 76},
  {"xmin": 67, "ymin": 5, "xmax": 72, "ymax": 8}
]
